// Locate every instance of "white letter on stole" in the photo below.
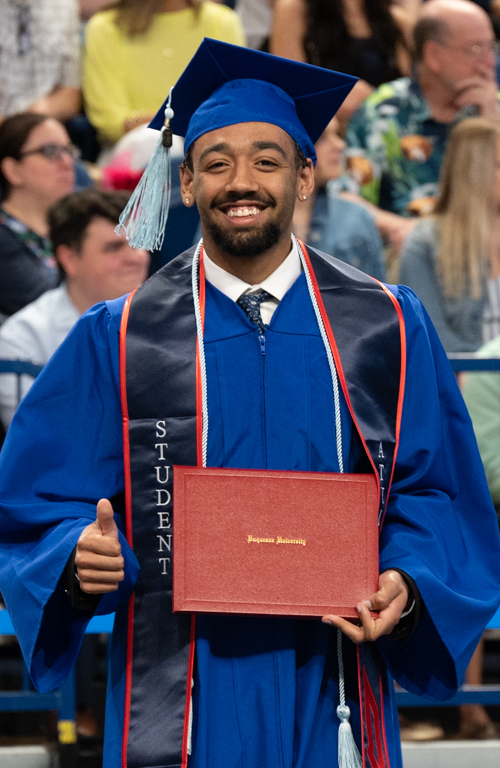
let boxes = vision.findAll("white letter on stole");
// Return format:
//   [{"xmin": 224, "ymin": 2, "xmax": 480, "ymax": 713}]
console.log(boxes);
[
  {"xmin": 156, "ymin": 420, "xmax": 167, "ymax": 438},
  {"xmin": 156, "ymin": 489, "xmax": 171, "ymax": 506},
  {"xmin": 155, "ymin": 465, "xmax": 170, "ymax": 484},
  {"xmin": 159, "ymin": 557, "xmax": 171, "ymax": 575},
  {"xmin": 157, "ymin": 534, "xmax": 172, "ymax": 552},
  {"xmin": 157, "ymin": 511, "xmax": 171, "ymax": 529},
  {"xmin": 155, "ymin": 443, "xmax": 169, "ymax": 461}
]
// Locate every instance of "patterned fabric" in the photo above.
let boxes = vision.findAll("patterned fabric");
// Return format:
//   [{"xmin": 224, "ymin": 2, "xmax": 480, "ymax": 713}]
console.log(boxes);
[
  {"xmin": 345, "ymin": 77, "xmax": 496, "ymax": 217},
  {"xmin": 0, "ymin": 208, "xmax": 55, "ymax": 268},
  {"xmin": 0, "ymin": 0, "xmax": 80, "ymax": 117},
  {"xmin": 236, "ymin": 290, "xmax": 273, "ymax": 333}
]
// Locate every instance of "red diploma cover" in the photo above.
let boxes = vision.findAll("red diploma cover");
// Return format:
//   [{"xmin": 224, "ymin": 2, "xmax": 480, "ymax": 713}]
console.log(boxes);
[{"xmin": 173, "ymin": 466, "xmax": 378, "ymax": 618}]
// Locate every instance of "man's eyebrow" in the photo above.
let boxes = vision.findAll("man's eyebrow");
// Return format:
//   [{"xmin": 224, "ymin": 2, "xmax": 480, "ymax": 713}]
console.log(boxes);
[
  {"xmin": 252, "ymin": 141, "xmax": 287, "ymax": 159},
  {"xmin": 198, "ymin": 140, "xmax": 289, "ymax": 163},
  {"xmin": 199, "ymin": 142, "xmax": 231, "ymax": 163}
]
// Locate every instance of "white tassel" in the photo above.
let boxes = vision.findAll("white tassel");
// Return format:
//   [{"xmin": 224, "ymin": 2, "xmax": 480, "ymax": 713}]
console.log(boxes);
[
  {"xmin": 337, "ymin": 705, "xmax": 362, "ymax": 768},
  {"xmin": 337, "ymin": 630, "xmax": 362, "ymax": 768},
  {"xmin": 116, "ymin": 90, "xmax": 174, "ymax": 251}
]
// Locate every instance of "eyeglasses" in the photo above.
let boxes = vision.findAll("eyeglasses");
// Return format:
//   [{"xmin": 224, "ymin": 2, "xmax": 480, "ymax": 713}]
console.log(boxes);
[
  {"xmin": 19, "ymin": 144, "xmax": 81, "ymax": 162},
  {"xmin": 441, "ymin": 40, "xmax": 500, "ymax": 58}
]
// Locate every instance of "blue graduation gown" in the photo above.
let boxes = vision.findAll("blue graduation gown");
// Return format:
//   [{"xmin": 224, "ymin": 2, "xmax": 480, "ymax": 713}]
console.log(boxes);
[{"xmin": 0, "ymin": 273, "xmax": 499, "ymax": 768}]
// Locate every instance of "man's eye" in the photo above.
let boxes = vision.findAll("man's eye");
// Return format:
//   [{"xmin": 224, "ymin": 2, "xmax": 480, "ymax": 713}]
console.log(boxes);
[
  {"xmin": 257, "ymin": 159, "xmax": 278, "ymax": 168},
  {"xmin": 207, "ymin": 161, "xmax": 228, "ymax": 170}
]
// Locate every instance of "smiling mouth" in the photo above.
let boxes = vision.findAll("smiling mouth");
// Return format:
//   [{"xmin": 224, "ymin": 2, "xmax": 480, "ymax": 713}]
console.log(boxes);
[{"xmin": 226, "ymin": 206, "xmax": 261, "ymax": 218}]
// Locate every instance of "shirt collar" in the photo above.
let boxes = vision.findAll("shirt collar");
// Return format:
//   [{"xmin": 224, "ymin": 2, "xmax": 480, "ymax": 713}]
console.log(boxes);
[
  {"xmin": 409, "ymin": 77, "xmax": 432, "ymax": 122},
  {"xmin": 203, "ymin": 238, "xmax": 303, "ymax": 303}
]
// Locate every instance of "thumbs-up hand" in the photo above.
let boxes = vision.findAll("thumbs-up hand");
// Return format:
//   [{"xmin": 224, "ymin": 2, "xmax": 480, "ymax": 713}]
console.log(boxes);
[{"xmin": 75, "ymin": 499, "xmax": 125, "ymax": 594}]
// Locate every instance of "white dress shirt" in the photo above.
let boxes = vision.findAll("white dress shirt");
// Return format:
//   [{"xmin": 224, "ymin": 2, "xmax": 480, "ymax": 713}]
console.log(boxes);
[
  {"xmin": 203, "ymin": 238, "xmax": 303, "ymax": 325},
  {"xmin": 0, "ymin": 284, "xmax": 79, "ymax": 428}
]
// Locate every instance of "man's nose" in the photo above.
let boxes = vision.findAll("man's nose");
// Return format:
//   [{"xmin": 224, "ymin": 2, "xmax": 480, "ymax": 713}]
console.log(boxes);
[{"xmin": 226, "ymin": 160, "xmax": 259, "ymax": 193}]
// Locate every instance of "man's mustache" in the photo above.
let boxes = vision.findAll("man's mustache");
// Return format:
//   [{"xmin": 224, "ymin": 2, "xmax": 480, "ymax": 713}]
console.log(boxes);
[{"xmin": 210, "ymin": 192, "xmax": 276, "ymax": 209}]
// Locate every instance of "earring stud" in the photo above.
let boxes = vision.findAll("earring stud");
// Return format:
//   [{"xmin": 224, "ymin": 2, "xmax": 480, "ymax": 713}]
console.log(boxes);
[
  {"xmin": 185, "ymin": 198, "xmax": 190, "ymax": 204},
  {"xmin": 302, "ymin": 195, "xmax": 307, "ymax": 200}
]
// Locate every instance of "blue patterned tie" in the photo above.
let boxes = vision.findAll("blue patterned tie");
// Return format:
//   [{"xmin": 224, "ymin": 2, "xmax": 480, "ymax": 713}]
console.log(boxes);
[{"xmin": 236, "ymin": 290, "xmax": 273, "ymax": 333}]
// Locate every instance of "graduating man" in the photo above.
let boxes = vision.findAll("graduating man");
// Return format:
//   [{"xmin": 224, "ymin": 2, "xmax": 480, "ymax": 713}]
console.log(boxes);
[{"xmin": 0, "ymin": 39, "xmax": 500, "ymax": 768}]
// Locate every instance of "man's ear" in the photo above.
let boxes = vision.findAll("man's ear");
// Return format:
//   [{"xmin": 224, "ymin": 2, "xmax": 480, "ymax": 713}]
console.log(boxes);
[
  {"xmin": 180, "ymin": 164, "xmax": 194, "ymax": 207},
  {"xmin": 56, "ymin": 244, "xmax": 79, "ymax": 277},
  {"xmin": 297, "ymin": 158, "xmax": 315, "ymax": 201},
  {"xmin": 422, "ymin": 40, "xmax": 442, "ymax": 73}
]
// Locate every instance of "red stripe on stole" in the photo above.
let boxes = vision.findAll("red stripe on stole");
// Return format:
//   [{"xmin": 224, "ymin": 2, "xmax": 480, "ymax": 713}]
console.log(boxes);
[
  {"xmin": 357, "ymin": 647, "xmax": 367, "ymax": 768},
  {"xmin": 377, "ymin": 669, "xmax": 391, "ymax": 768},
  {"xmin": 363, "ymin": 666, "xmax": 385, "ymax": 768},
  {"xmin": 372, "ymin": 280, "xmax": 407, "ymax": 527},
  {"xmin": 119, "ymin": 290, "xmax": 137, "ymax": 768},
  {"xmin": 182, "ymin": 247, "xmax": 206, "ymax": 765}
]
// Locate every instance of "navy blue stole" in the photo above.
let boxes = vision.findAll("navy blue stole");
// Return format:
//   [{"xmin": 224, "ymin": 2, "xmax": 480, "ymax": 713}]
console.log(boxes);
[{"xmin": 119, "ymin": 244, "xmax": 404, "ymax": 768}]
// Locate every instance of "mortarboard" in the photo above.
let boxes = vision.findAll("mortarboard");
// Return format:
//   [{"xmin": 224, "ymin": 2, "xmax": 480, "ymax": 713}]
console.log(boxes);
[{"xmin": 117, "ymin": 39, "xmax": 357, "ymax": 251}]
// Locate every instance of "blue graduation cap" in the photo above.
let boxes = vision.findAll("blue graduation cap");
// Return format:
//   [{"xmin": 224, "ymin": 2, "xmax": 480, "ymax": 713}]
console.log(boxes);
[{"xmin": 117, "ymin": 38, "xmax": 357, "ymax": 251}]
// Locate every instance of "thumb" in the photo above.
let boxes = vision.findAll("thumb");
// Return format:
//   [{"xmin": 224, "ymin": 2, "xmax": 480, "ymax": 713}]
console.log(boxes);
[{"xmin": 96, "ymin": 498, "xmax": 119, "ymax": 539}]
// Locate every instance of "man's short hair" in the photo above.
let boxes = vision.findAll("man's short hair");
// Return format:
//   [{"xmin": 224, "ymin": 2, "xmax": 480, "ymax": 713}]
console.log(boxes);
[
  {"xmin": 48, "ymin": 188, "xmax": 131, "ymax": 279},
  {"xmin": 48, "ymin": 188, "xmax": 131, "ymax": 253},
  {"xmin": 414, "ymin": 16, "xmax": 450, "ymax": 62},
  {"xmin": 182, "ymin": 139, "xmax": 309, "ymax": 173}
]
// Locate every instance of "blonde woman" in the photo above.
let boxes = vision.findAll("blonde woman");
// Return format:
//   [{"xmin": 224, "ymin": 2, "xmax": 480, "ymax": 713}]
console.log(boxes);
[
  {"xmin": 399, "ymin": 116, "xmax": 500, "ymax": 354},
  {"xmin": 83, "ymin": 0, "xmax": 245, "ymax": 145}
]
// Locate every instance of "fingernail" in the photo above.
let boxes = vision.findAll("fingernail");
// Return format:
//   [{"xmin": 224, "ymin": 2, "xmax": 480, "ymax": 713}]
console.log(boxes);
[
  {"xmin": 363, "ymin": 600, "xmax": 373, "ymax": 610},
  {"xmin": 356, "ymin": 604, "xmax": 362, "ymax": 614},
  {"xmin": 322, "ymin": 618, "xmax": 333, "ymax": 626}
]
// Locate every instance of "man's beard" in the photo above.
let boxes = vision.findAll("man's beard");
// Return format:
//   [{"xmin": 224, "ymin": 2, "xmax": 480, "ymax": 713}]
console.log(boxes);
[{"xmin": 206, "ymin": 218, "xmax": 282, "ymax": 258}]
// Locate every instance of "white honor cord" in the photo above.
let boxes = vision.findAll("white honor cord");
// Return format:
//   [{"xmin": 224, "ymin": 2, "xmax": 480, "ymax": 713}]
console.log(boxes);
[{"xmin": 192, "ymin": 239, "xmax": 209, "ymax": 468}]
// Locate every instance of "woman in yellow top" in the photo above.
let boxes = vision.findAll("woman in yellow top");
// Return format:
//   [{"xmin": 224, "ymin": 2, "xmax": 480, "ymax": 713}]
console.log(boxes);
[{"xmin": 83, "ymin": 0, "xmax": 246, "ymax": 144}]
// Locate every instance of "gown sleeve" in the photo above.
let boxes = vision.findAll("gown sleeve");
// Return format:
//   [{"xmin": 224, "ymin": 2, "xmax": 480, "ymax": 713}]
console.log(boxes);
[
  {"xmin": 377, "ymin": 284, "xmax": 500, "ymax": 700},
  {"xmin": 0, "ymin": 299, "xmax": 139, "ymax": 693}
]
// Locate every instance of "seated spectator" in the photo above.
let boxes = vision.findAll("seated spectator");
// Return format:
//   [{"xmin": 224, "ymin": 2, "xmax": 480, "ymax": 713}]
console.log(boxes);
[
  {"xmin": 83, "ymin": 0, "xmax": 245, "ymax": 145},
  {"xmin": 458, "ymin": 341, "xmax": 500, "ymax": 740},
  {"xmin": 462, "ymin": 337, "xmax": 500, "ymax": 515},
  {"xmin": 400, "ymin": 116, "xmax": 500, "ymax": 353},
  {"xmin": 271, "ymin": 0, "xmax": 412, "ymax": 129},
  {"xmin": 345, "ymin": 0, "xmax": 499, "ymax": 252},
  {"xmin": 0, "ymin": 113, "xmax": 78, "ymax": 321},
  {"xmin": 0, "ymin": 188, "xmax": 149, "ymax": 429},
  {"xmin": 0, "ymin": 0, "xmax": 81, "ymax": 122},
  {"xmin": 293, "ymin": 117, "xmax": 386, "ymax": 280},
  {"xmin": 235, "ymin": 0, "xmax": 273, "ymax": 50}
]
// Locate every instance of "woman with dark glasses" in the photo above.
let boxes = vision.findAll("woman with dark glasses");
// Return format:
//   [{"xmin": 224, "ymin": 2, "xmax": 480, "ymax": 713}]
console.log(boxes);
[{"xmin": 0, "ymin": 113, "xmax": 77, "ymax": 322}]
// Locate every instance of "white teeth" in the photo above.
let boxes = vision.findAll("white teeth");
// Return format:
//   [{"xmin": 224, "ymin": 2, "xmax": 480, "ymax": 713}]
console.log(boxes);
[{"xmin": 227, "ymin": 207, "xmax": 259, "ymax": 218}]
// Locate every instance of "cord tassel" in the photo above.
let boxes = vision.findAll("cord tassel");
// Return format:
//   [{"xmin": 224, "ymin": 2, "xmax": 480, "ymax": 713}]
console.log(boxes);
[
  {"xmin": 116, "ymin": 89, "xmax": 174, "ymax": 251},
  {"xmin": 337, "ymin": 630, "xmax": 362, "ymax": 768}
]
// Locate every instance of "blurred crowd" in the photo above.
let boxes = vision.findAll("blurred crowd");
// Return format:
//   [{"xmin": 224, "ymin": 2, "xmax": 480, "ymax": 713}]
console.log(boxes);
[{"xmin": 1, "ymin": 0, "xmax": 500, "ymax": 745}]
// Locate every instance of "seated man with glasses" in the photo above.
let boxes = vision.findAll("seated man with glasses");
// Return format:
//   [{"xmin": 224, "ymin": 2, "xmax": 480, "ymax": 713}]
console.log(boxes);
[{"xmin": 345, "ymin": 0, "xmax": 500, "ymax": 254}]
